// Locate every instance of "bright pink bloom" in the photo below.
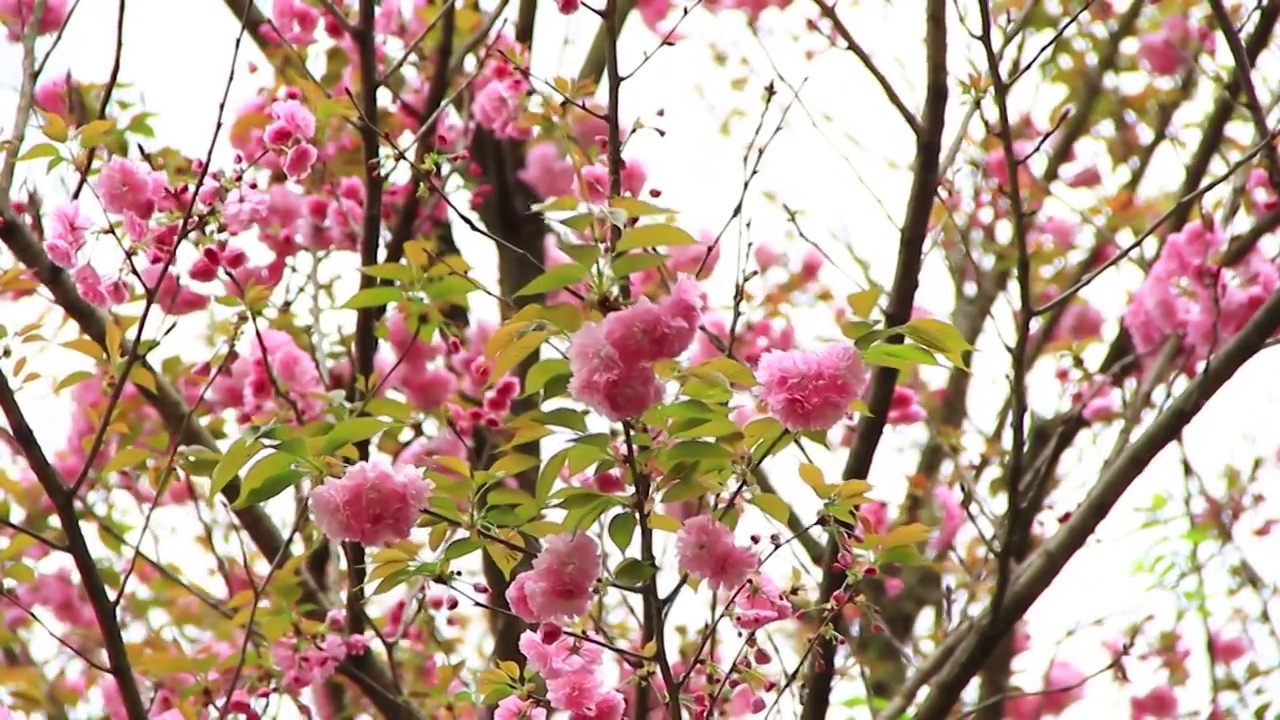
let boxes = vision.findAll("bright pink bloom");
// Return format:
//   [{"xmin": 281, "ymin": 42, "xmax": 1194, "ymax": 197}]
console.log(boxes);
[
  {"xmin": 265, "ymin": 99, "xmax": 317, "ymax": 144},
  {"xmin": 567, "ymin": 321, "xmax": 665, "ymax": 421},
  {"xmin": 508, "ymin": 533, "xmax": 600, "ymax": 622},
  {"xmin": 139, "ymin": 263, "xmax": 209, "ymax": 315},
  {"xmin": 474, "ymin": 77, "xmax": 530, "ymax": 140},
  {"xmin": 284, "ymin": 142, "xmax": 318, "ymax": 179},
  {"xmin": 1138, "ymin": 14, "xmax": 1209, "ymax": 76},
  {"xmin": 1130, "ymin": 685, "xmax": 1177, "ymax": 718},
  {"xmin": 519, "ymin": 141, "xmax": 576, "ymax": 198},
  {"xmin": 1209, "ymin": 631, "xmax": 1248, "ymax": 664},
  {"xmin": 33, "ymin": 73, "xmax": 69, "ymax": 116},
  {"xmin": 733, "ymin": 574, "xmax": 792, "ymax": 630},
  {"xmin": 519, "ymin": 629, "xmax": 604, "ymax": 680},
  {"xmin": 676, "ymin": 515, "xmax": 758, "ymax": 592},
  {"xmin": 755, "ymin": 243, "xmax": 783, "ymax": 270},
  {"xmin": 755, "ymin": 342, "xmax": 868, "ymax": 431},
  {"xmin": 602, "ymin": 276, "xmax": 703, "ymax": 363},
  {"xmin": 495, "ymin": 696, "xmax": 547, "ymax": 720},
  {"xmin": 727, "ymin": 683, "xmax": 765, "ymax": 716},
  {"xmin": 569, "ymin": 690, "xmax": 624, "ymax": 720},
  {"xmin": 547, "ymin": 670, "xmax": 603, "ymax": 714},
  {"xmin": 0, "ymin": 0, "xmax": 67, "ymax": 40},
  {"xmin": 887, "ymin": 385, "xmax": 927, "ymax": 424},
  {"xmin": 1037, "ymin": 659, "xmax": 1087, "ymax": 714},
  {"xmin": 271, "ymin": 0, "xmax": 320, "ymax": 44},
  {"xmin": 928, "ymin": 485, "xmax": 963, "ymax": 554},
  {"xmin": 95, "ymin": 156, "xmax": 165, "ymax": 219},
  {"xmin": 309, "ymin": 459, "xmax": 431, "ymax": 546}
]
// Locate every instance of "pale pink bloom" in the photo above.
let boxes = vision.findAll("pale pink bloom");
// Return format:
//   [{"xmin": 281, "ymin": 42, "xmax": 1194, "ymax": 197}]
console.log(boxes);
[
  {"xmin": 755, "ymin": 342, "xmax": 868, "ymax": 431},
  {"xmin": 271, "ymin": 0, "xmax": 320, "ymax": 44},
  {"xmin": 33, "ymin": 73, "xmax": 69, "ymax": 116},
  {"xmin": 795, "ymin": 246, "xmax": 823, "ymax": 283},
  {"xmin": 1036, "ymin": 216, "xmax": 1077, "ymax": 252},
  {"xmin": 506, "ymin": 574, "xmax": 538, "ymax": 621},
  {"xmin": 928, "ymin": 485, "xmax": 963, "ymax": 554},
  {"xmin": 49, "ymin": 201, "xmax": 93, "ymax": 250},
  {"xmin": 223, "ymin": 187, "xmax": 271, "ymax": 233},
  {"xmin": 73, "ymin": 264, "xmax": 111, "ymax": 307},
  {"xmin": 754, "ymin": 243, "xmax": 783, "ymax": 270},
  {"xmin": 0, "ymin": 0, "xmax": 66, "ymax": 40},
  {"xmin": 265, "ymin": 99, "xmax": 317, "ymax": 144},
  {"xmin": 602, "ymin": 276, "xmax": 703, "ymax": 363},
  {"xmin": 519, "ymin": 533, "xmax": 601, "ymax": 621},
  {"xmin": 547, "ymin": 670, "xmax": 603, "ymax": 714},
  {"xmin": 95, "ymin": 156, "xmax": 165, "ymax": 219},
  {"xmin": 519, "ymin": 141, "xmax": 576, "ymax": 198},
  {"xmin": 399, "ymin": 366, "xmax": 457, "ymax": 409},
  {"xmin": 495, "ymin": 696, "xmax": 547, "ymax": 720},
  {"xmin": 309, "ymin": 459, "xmax": 431, "ymax": 546},
  {"xmin": 727, "ymin": 683, "xmax": 766, "ymax": 716},
  {"xmin": 569, "ymin": 690, "xmax": 625, "ymax": 720},
  {"xmin": 859, "ymin": 501, "xmax": 889, "ymax": 535},
  {"xmin": 519, "ymin": 629, "xmax": 604, "ymax": 680},
  {"xmin": 1209, "ymin": 631, "xmax": 1248, "ymax": 664},
  {"xmin": 733, "ymin": 574, "xmax": 792, "ymax": 630},
  {"xmin": 1037, "ymin": 659, "xmax": 1087, "ymax": 714},
  {"xmin": 1052, "ymin": 301, "xmax": 1104, "ymax": 343},
  {"xmin": 676, "ymin": 515, "xmax": 758, "ymax": 592},
  {"xmin": 139, "ymin": 263, "xmax": 209, "ymax": 315},
  {"xmin": 567, "ymin": 322, "xmax": 664, "ymax": 421},
  {"xmin": 473, "ymin": 77, "xmax": 530, "ymax": 140},
  {"xmin": 1138, "ymin": 14, "xmax": 1204, "ymax": 76},
  {"xmin": 886, "ymin": 385, "xmax": 927, "ymax": 425},
  {"xmin": 668, "ymin": 231, "xmax": 720, "ymax": 278},
  {"xmin": 284, "ymin": 142, "xmax": 318, "ymax": 179},
  {"xmin": 1130, "ymin": 685, "xmax": 1177, "ymax": 718}
]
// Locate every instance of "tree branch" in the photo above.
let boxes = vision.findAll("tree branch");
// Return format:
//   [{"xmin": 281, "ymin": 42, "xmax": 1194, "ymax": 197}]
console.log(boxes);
[{"xmin": 800, "ymin": 2, "xmax": 947, "ymax": 718}]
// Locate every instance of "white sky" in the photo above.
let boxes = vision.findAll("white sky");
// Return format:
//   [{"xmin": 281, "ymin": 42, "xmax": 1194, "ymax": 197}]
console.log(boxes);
[{"xmin": 2, "ymin": 0, "xmax": 1279, "ymax": 718}]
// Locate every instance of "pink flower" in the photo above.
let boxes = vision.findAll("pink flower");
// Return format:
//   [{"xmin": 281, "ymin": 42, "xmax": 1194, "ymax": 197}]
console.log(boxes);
[
  {"xmin": 859, "ymin": 501, "xmax": 889, "ymax": 535},
  {"xmin": 1209, "ymin": 631, "xmax": 1248, "ymax": 664},
  {"xmin": 1137, "ymin": 14, "xmax": 1206, "ymax": 76},
  {"xmin": 733, "ymin": 574, "xmax": 792, "ymax": 630},
  {"xmin": 265, "ymin": 99, "xmax": 317, "ymax": 144},
  {"xmin": 567, "ymin": 321, "xmax": 665, "ymax": 421},
  {"xmin": 519, "ymin": 141, "xmax": 576, "ymax": 198},
  {"xmin": 928, "ymin": 485, "xmax": 962, "ymax": 554},
  {"xmin": 138, "ymin": 263, "xmax": 209, "ymax": 315},
  {"xmin": 95, "ymin": 156, "xmax": 165, "ymax": 219},
  {"xmin": 0, "ymin": 0, "xmax": 67, "ymax": 40},
  {"xmin": 284, "ymin": 142, "xmax": 318, "ymax": 179},
  {"xmin": 547, "ymin": 670, "xmax": 603, "ymax": 714},
  {"xmin": 755, "ymin": 342, "xmax": 868, "ymax": 431},
  {"xmin": 508, "ymin": 533, "xmax": 600, "ymax": 622},
  {"xmin": 1052, "ymin": 301, "xmax": 1104, "ymax": 343},
  {"xmin": 886, "ymin": 385, "xmax": 927, "ymax": 424},
  {"xmin": 602, "ymin": 276, "xmax": 703, "ymax": 363},
  {"xmin": 556, "ymin": 0, "xmax": 581, "ymax": 14},
  {"xmin": 519, "ymin": 628, "xmax": 604, "ymax": 680},
  {"xmin": 675, "ymin": 515, "xmax": 758, "ymax": 592},
  {"xmin": 755, "ymin": 243, "xmax": 783, "ymax": 270},
  {"xmin": 473, "ymin": 77, "xmax": 530, "ymax": 140},
  {"xmin": 1037, "ymin": 659, "xmax": 1087, "ymax": 714},
  {"xmin": 727, "ymin": 683, "xmax": 766, "ymax": 716},
  {"xmin": 272, "ymin": 0, "xmax": 320, "ymax": 44},
  {"xmin": 495, "ymin": 696, "xmax": 547, "ymax": 720},
  {"xmin": 309, "ymin": 459, "xmax": 431, "ymax": 546},
  {"xmin": 1130, "ymin": 685, "xmax": 1177, "ymax": 718},
  {"xmin": 73, "ymin": 265, "xmax": 111, "ymax": 307},
  {"xmin": 569, "ymin": 690, "xmax": 624, "ymax": 720},
  {"xmin": 33, "ymin": 73, "xmax": 70, "ymax": 116}
]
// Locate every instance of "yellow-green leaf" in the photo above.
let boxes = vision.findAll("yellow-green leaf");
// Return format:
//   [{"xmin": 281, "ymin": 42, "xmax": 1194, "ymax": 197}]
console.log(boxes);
[
  {"xmin": 40, "ymin": 110, "xmax": 68, "ymax": 142},
  {"xmin": 749, "ymin": 492, "xmax": 791, "ymax": 525},
  {"xmin": 799, "ymin": 463, "xmax": 832, "ymax": 498},
  {"xmin": 615, "ymin": 223, "xmax": 697, "ymax": 251},
  {"xmin": 880, "ymin": 523, "xmax": 930, "ymax": 548},
  {"xmin": 491, "ymin": 330, "xmax": 547, "ymax": 381},
  {"xmin": 847, "ymin": 287, "xmax": 882, "ymax": 318}
]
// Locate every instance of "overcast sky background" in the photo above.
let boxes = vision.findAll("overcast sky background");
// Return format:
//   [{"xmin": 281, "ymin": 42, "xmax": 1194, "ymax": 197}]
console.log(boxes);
[{"xmin": 2, "ymin": 0, "xmax": 1279, "ymax": 717}]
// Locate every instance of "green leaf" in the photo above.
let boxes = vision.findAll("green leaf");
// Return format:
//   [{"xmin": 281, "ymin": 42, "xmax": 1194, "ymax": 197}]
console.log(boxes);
[
  {"xmin": 443, "ymin": 536, "xmax": 482, "ymax": 561},
  {"xmin": 211, "ymin": 438, "xmax": 263, "ymax": 499},
  {"xmin": 903, "ymin": 317, "xmax": 971, "ymax": 367},
  {"xmin": 649, "ymin": 514, "xmax": 681, "ymax": 532},
  {"xmin": 491, "ymin": 330, "xmax": 547, "ymax": 381},
  {"xmin": 361, "ymin": 263, "xmax": 414, "ymax": 282},
  {"xmin": 611, "ymin": 252, "xmax": 670, "ymax": 277},
  {"xmin": 608, "ymin": 196, "xmax": 676, "ymax": 217},
  {"xmin": 523, "ymin": 358, "xmax": 570, "ymax": 397},
  {"xmin": 319, "ymin": 417, "xmax": 392, "ymax": 454},
  {"xmin": 76, "ymin": 118, "xmax": 115, "ymax": 147},
  {"xmin": 879, "ymin": 523, "xmax": 930, "ymax": 548},
  {"xmin": 102, "ymin": 447, "xmax": 151, "ymax": 473},
  {"xmin": 514, "ymin": 263, "xmax": 590, "ymax": 297},
  {"xmin": 40, "ymin": 110, "xmax": 67, "ymax": 142},
  {"xmin": 861, "ymin": 343, "xmax": 939, "ymax": 371},
  {"xmin": 847, "ymin": 288, "xmax": 882, "ymax": 318},
  {"xmin": 689, "ymin": 356, "xmax": 756, "ymax": 387},
  {"xmin": 342, "ymin": 286, "xmax": 403, "ymax": 309},
  {"xmin": 533, "ymin": 408, "xmax": 588, "ymax": 433},
  {"xmin": 17, "ymin": 143, "xmax": 59, "ymax": 161},
  {"xmin": 749, "ymin": 493, "xmax": 791, "ymax": 525},
  {"xmin": 799, "ymin": 463, "xmax": 833, "ymax": 499},
  {"xmin": 614, "ymin": 558, "xmax": 657, "ymax": 587},
  {"xmin": 364, "ymin": 396, "xmax": 414, "ymax": 421},
  {"xmin": 608, "ymin": 512, "xmax": 636, "ymax": 552},
  {"xmin": 616, "ymin": 224, "xmax": 697, "ymax": 251},
  {"xmin": 666, "ymin": 440, "xmax": 733, "ymax": 463},
  {"xmin": 233, "ymin": 451, "xmax": 304, "ymax": 508}
]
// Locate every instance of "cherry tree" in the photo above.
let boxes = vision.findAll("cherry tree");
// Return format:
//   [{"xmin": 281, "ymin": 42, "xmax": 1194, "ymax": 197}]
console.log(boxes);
[{"xmin": 0, "ymin": 0, "xmax": 1277, "ymax": 718}]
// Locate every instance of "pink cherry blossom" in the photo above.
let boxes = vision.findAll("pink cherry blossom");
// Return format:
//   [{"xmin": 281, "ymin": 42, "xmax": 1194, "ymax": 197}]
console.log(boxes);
[
  {"xmin": 508, "ymin": 533, "xmax": 600, "ymax": 622},
  {"xmin": 733, "ymin": 574, "xmax": 792, "ymax": 630},
  {"xmin": 1130, "ymin": 684, "xmax": 1177, "ymax": 718},
  {"xmin": 675, "ymin": 515, "xmax": 758, "ymax": 592},
  {"xmin": 547, "ymin": 670, "xmax": 603, "ymax": 713},
  {"xmin": 567, "ymin": 321, "xmax": 664, "ymax": 421},
  {"xmin": 755, "ymin": 342, "xmax": 868, "ymax": 431},
  {"xmin": 309, "ymin": 459, "xmax": 431, "ymax": 546},
  {"xmin": 519, "ymin": 141, "xmax": 576, "ymax": 198},
  {"xmin": 495, "ymin": 696, "xmax": 548, "ymax": 720},
  {"xmin": 95, "ymin": 156, "xmax": 165, "ymax": 219}
]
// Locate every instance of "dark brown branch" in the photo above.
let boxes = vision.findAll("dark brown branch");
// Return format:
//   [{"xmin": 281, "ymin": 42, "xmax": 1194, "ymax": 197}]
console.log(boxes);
[
  {"xmin": 1207, "ymin": 0, "xmax": 1280, "ymax": 190},
  {"xmin": 896, "ymin": 281, "xmax": 1280, "ymax": 719},
  {"xmin": 800, "ymin": 2, "xmax": 947, "ymax": 718},
  {"xmin": 0, "ymin": 370, "xmax": 148, "ymax": 720},
  {"xmin": 811, "ymin": 0, "xmax": 921, "ymax": 135}
]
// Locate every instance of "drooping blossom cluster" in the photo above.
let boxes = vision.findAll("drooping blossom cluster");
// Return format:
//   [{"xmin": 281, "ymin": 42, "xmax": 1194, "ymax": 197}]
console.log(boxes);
[
  {"xmin": 309, "ymin": 459, "xmax": 432, "ymax": 546},
  {"xmin": 675, "ymin": 515, "xmax": 758, "ymax": 592},
  {"xmin": 754, "ymin": 342, "xmax": 868, "ymax": 431},
  {"xmin": 567, "ymin": 275, "xmax": 704, "ymax": 421},
  {"xmin": 1122, "ymin": 220, "xmax": 1280, "ymax": 372},
  {"xmin": 516, "ymin": 624, "xmax": 626, "ymax": 717},
  {"xmin": 271, "ymin": 610, "xmax": 372, "ymax": 695},
  {"xmin": 203, "ymin": 328, "xmax": 328, "ymax": 423},
  {"xmin": 506, "ymin": 533, "xmax": 601, "ymax": 622}
]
